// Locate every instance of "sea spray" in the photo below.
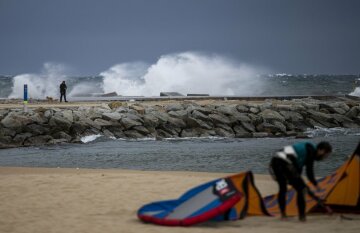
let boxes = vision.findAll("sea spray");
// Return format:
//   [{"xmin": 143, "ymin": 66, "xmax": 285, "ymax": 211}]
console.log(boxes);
[
  {"xmin": 7, "ymin": 63, "xmax": 103, "ymax": 99},
  {"xmin": 80, "ymin": 134, "xmax": 103, "ymax": 143},
  {"xmin": 350, "ymin": 87, "xmax": 360, "ymax": 97},
  {"xmin": 8, "ymin": 63, "xmax": 68, "ymax": 99},
  {"xmin": 101, "ymin": 52, "xmax": 266, "ymax": 96}
]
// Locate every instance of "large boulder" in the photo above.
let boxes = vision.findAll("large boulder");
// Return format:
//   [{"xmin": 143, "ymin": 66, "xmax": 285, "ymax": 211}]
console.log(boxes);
[
  {"xmin": 168, "ymin": 110, "xmax": 188, "ymax": 119},
  {"xmin": 148, "ymin": 112, "xmax": 169, "ymax": 123},
  {"xmin": 215, "ymin": 105, "xmax": 239, "ymax": 116},
  {"xmin": 102, "ymin": 128, "xmax": 115, "ymax": 138},
  {"xmin": 249, "ymin": 107, "xmax": 260, "ymax": 114},
  {"xmin": 156, "ymin": 129, "xmax": 175, "ymax": 138},
  {"xmin": 209, "ymin": 113, "xmax": 231, "ymax": 125},
  {"xmin": 93, "ymin": 118, "xmax": 112, "ymax": 127},
  {"xmin": 1, "ymin": 112, "xmax": 32, "ymax": 130},
  {"xmin": 106, "ymin": 126, "xmax": 125, "ymax": 138},
  {"xmin": 233, "ymin": 125, "xmax": 252, "ymax": 138},
  {"xmin": 331, "ymin": 114, "xmax": 353, "ymax": 123},
  {"xmin": 167, "ymin": 117, "xmax": 187, "ymax": 128},
  {"xmin": 275, "ymin": 104, "xmax": 293, "ymax": 111},
  {"xmin": 30, "ymin": 113, "xmax": 48, "ymax": 124},
  {"xmin": 132, "ymin": 126, "xmax": 150, "ymax": 135},
  {"xmin": 319, "ymin": 103, "xmax": 348, "ymax": 115},
  {"xmin": 257, "ymin": 122, "xmax": 286, "ymax": 134},
  {"xmin": 70, "ymin": 121, "xmax": 88, "ymax": 136},
  {"xmin": 49, "ymin": 115, "xmax": 72, "ymax": 132},
  {"xmin": 165, "ymin": 103, "xmax": 184, "ymax": 112},
  {"xmin": 186, "ymin": 117, "xmax": 213, "ymax": 130},
  {"xmin": 13, "ymin": 133, "xmax": 33, "ymax": 145},
  {"xmin": 279, "ymin": 111, "xmax": 303, "ymax": 122},
  {"xmin": 186, "ymin": 105, "xmax": 213, "ymax": 115},
  {"xmin": 240, "ymin": 121, "xmax": 256, "ymax": 132},
  {"xmin": 101, "ymin": 103, "xmax": 112, "ymax": 110},
  {"xmin": 259, "ymin": 102, "xmax": 273, "ymax": 111},
  {"xmin": 214, "ymin": 128, "xmax": 235, "ymax": 138},
  {"xmin": 289, "ymin": 104, "xmax": 306, "ymax": 112},
  {"xmin": 123, "ymin": 130, "xmax": 146, "ymax": 138},
  {"xmin": 342, "ymin": 121, "xmax": 359, "ymax": 128},
  {"xmin": 120, "ymin": 117, "xmax": 142, "ymax": 129},
  {"xmin": 86, "ymin": 109, "xmax": 103, "ymax": 120},
  {"xmin": 158, "ymin": 124, "xmax": 181, "ymax": 136},
  {"xmin": 259, "ymin": 109, "xmax": 285, "ymax": 122},
  {"xmin": 232, "ymin": 113, "xmax": 251, "ymax": 123},
  {"xmin": 216, "ymin": 123, "xmax": 233, "ymax": 132},
  {"xmin": 346, "ymin": 106, "xmax": 360, "ymax": 119},
  {"xmin": 108, "ymin": 101, "xmax": 126, "ymax": 110},
  {"xmin": 236, "ymin": 104, "xmax": 249, "ymax": 113},
  {"xmin": 62, "ymin": 110, "xmax": 74, "ymax": 122},
  {"xmin": 24, "ymin": 135, "xmax": 53, "ymax": 146},
  {"xmin": 129, "ymin": 105, "xmax": 145, "ymax": 115},
  {"xmin": 0, "ymin": 127, "xmax": 17, "ymax": 137},
  {"xmin": 52, "ymin": 131, "xmax": 72, "ymax": 142},
  {"xmin": 24, "ymin": 124, "xmax": 50, "ymax": 135},
  {"xmin": 191, "ymin": 110, "xmax": 209, "ymax": 121},
  {"xmin": 143, "ymin": 114, "xmax": 160, "ymax": 128},
  {"xmin": 292, "ymin": 121, "xmax": 310, "ymax": 131},
  {"xmin": 44, "ymin": 109, "xmax": 54, "ymax": 119},
  {"xmin": 180, "ymin": 128, "xmax": 206, "ymax": 137},
  {"xmin": 248, "ymin": 113, "xmax": 262, "ymax": 125},
  {"xmin": 102, "ymin": 112, "xmax": 123, "ymax": 121},
  {"xmin": 0, "ymin": 109, "xmax": 9, "ymax": 120},
  {"xmin": 114, "ymin": 107, "xmax": 129, "ymax": 113},
  {"xmin": 306, "ymin": 118, "xmax": 326, "ymax": 128},
  {"xmin": 306, "ymin": 110, "xmax": 333, "ymax": 123},
  {"xmin": 0, "ymin": 136, "xmax": 14, "ymax": 149},
  {"xmin": 301, "ymin": 102, "xmax": 319, "ymax": 110}
]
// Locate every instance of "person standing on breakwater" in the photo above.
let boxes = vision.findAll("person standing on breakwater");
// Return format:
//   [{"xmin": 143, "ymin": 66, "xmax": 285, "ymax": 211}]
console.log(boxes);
[
  {"xmin": 269, "ymin": 141, "xmax": 332, "ymax": 221},
  {"xmin": 60, "ymin": 81, "xmax": 68, "ymax": 102}
]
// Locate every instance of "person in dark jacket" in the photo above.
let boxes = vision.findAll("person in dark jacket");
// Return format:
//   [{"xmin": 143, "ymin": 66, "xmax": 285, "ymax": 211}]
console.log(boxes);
[
  {"xmin": 60, "ymin": 81, "xmax": 68, "ymax": 102},
  {"xmin": 269, "ymin": 141, "xmax": 332, "ymax": 221}
]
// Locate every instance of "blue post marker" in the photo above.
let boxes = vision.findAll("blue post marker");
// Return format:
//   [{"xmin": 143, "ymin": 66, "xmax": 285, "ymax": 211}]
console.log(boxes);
[{"xmin": 24, "ymin": 84, "xmax": 28, "ymax": 112}]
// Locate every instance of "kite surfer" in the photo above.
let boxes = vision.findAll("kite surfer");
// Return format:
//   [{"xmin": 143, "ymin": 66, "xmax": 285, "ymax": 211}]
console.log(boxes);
[{"xmin": 269, "ymin": 141, "xmax": 332, "ymax": 221}]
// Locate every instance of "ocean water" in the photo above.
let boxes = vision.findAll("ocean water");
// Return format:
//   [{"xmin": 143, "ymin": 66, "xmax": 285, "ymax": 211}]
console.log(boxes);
[
  {"xmin": 0, "ymin": 128, "xmax": 359, "ymax": 176},
  {"xmin": 1, "ymin": 74, "xmax": 359, "ymax": 99},
  {"xmin": 1, "ymin": 68, "xmax": 359, "ymax": 175}
]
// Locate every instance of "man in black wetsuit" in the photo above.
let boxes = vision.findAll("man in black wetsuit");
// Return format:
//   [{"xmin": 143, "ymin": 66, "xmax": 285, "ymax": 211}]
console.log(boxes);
[
  {"xmin": 60, "ymin": 81, "xmax": 68, "ymax": 102},
  {"xmin": 269, "ymin": 141, "xmax": 332, "ymax": 221}
]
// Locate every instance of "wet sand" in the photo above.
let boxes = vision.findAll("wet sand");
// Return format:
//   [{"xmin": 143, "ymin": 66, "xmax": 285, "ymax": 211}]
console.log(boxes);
[{"xmin": 0, "ymin": 167, "xmax": 358, "ymax": 233}]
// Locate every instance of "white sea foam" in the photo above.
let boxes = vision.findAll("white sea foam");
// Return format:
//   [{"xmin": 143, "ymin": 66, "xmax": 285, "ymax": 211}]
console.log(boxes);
[
  {"xmin": 80, "ymin": 134, "xmax": 102, "ymax": 143},
  {"xmin": 67, "ymin": 83, "xmax": 101, "ymax": 97},
  {"xmin": 349, "ymin": 87, "xmax": 360, "ymax": 97},
  {"xmin": 8, "ymin": 63, "xmax": 100, "ymax": 99},
  {"xmin": 305, "ymin": 127, "xmax": 360, "ymax": 138},
  {"xmin": 163, "ymin": 136, "xmax": 227, "ymax": 141},
  {"xmin": 101, "ymin": 52, "xmax": 266, "ymax": 96},
  {"xmin": 8, "ymin": 63, "xmax": 68, "ymax": 99}
]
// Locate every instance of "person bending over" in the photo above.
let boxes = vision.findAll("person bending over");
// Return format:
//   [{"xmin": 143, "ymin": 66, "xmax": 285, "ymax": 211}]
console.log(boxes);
[{"xmin": 269, "ymin": 141, "xmax": 332, "ymax": 221}]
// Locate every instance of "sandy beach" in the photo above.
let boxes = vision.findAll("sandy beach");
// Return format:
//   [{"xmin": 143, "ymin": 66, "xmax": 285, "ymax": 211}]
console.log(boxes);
[{"xmin": 0, "ymin": 167, "xmax": 358, "ymax": 233}]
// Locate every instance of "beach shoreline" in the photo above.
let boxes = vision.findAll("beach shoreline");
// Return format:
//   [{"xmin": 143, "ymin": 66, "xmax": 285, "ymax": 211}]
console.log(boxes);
[{"xmin": 0, "ymin": 166, "xmax": 359, "ymax": 233}]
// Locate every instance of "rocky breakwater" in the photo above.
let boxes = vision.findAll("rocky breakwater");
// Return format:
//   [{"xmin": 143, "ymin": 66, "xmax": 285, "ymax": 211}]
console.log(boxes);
[{"xmin": 0, "ymin": 98, "xmax": 360, "ymax": 148}]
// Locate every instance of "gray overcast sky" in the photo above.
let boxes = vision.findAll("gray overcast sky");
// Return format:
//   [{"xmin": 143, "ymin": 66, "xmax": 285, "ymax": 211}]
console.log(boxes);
[{"xmin": 0, "ymin": 0, "xmax": 359, "ymax": 75}]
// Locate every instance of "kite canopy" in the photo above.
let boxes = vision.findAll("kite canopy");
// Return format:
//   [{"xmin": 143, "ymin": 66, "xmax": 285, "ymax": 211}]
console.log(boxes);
[
  {"xmin": 137, "ymin": 142, "xmax": 360, "ymax": 226},
  {"xmin": 137, "ymin": 177, "xmax": 243, "ymax": 226},
  {"xmin": 324, "ymin": 142, "xmax": 360, "ymax": 211}
]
